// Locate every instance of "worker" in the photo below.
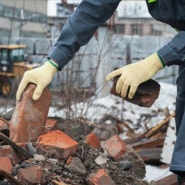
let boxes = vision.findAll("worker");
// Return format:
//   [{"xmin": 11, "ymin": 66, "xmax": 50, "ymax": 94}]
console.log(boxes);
[{"xmin": 16, "ymin": 0, "xmax": 185, "ymax": 184}]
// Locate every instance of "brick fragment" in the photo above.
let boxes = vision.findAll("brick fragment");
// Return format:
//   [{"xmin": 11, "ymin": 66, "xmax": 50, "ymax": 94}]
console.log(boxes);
[
  {"xmin": 9, "ymin": 84, "xmax": 51, "ymax": 143},
  {"xmin": 17, "ymin": 165, "xmax": 43, "ymax": 184},
  {"xmin": 0, "ymin": 119, "xmax": 9, "ymax": 136},
  {"xmin": 65, "ymin": 156, "xmax": 86, "ymax": 175},
  {"xmin": 85, "ymin": 133, "xmax": 100, "ymax": 148},
  {"xmin": 66, "ymin": 156, "xmax": 73, "ymax": 165},
  {"xmin": 110, "ymin": 77, "xmax": 160, "ymax": 107},
  {"xmin": 0, "ymin": 157, "xmax": 13, "ymax": 173},
  {"xmin": 44, "ymin": 118, "xmax": 58, "ymax": 133},
  {"xmin": 36, "ymin": 130, "xmax": 79, "ymax": 159},
  {"xmin": 87, "ymin": 169, "xmax": 115, "ymax": 185},
  {"xmin": 102, "ymin": 135, "xmax": 126, "ymax": 161},
  {"xmin": 0, "ymin": 144, "xmax": 27, "ymax": 165}
]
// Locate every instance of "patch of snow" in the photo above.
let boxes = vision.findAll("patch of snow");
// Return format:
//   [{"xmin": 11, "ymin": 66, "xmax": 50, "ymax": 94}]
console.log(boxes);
[
  {"xmin": 144, "ymin": 165, "xmax": 173, "ymax": 182},
  {"xmin": 49, "ymin": 82, "xmax": 176, "ymax": 133}
]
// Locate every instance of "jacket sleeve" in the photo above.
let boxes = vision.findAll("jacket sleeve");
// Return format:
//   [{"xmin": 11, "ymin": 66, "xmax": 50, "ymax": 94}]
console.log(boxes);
[
  {"xmin": 48, "ymin": 0, "xmax": 121, "ymax": 70},
  {"xmin": 157, "ymin": 31, "xmax": 185, "ymax": 66}
]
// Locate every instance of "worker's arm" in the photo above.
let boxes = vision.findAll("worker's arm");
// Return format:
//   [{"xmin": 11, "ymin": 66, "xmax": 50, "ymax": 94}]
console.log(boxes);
[
  {"xmin": 106, "ymin": 31, "xmax": 185, "ymax": 99},
  {"xmin": 48, "ymin": 0, "xmax": 121, "ymax": 70},
  {"xmin": 16, "ymin": 0, "xmax": 121, "ymax": 101},
  {"xmin": 157, "ymin": 31, "xmax": 185, "ymax": 66}
]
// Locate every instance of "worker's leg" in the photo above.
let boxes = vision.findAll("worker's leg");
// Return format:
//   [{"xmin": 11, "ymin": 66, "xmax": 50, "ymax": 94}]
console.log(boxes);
[{"xmin": 170, "ymin": 64, "xmax": 185, "ymax": 183}]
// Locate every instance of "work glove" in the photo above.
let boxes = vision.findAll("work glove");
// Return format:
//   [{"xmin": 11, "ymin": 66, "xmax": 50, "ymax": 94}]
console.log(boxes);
[
  {"xmin": 106, "ymin": 53, "xmax": 164, "ymax": 99},
  {"xmin": 16, "ymin": 61, "xmax": 58, "ymax": 101}
]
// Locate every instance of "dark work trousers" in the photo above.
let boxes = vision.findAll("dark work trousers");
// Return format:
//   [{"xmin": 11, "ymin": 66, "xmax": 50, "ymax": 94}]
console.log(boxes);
[{"xmin": 170, "ymin": 64, "xmax": 185, "ymax": 181}]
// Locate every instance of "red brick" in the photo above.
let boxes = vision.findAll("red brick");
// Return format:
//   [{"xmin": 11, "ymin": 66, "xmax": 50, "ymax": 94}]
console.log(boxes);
[
  {"xmin": 9, "ymin": 84, "xmax": 51, "ymax": 143},
  {"xmin": 0, "ymin": 119, "xmax": 9, "ymax": 135},
  {"xmin": 103, "ymin": 135, "xmax": 126, "ymax": 161},
  {"xmin": 110, "ymin": 77, "xmax": 160, "ymax": 107},
  {"xmin": 0, "ymin": 145, "xmax": 27, "ymax": 165},
  {"xmin": 0, "ymin": 157, "xmax": 13, "ymax": 173},
  {"xmin": 66, "ymin": 156, "xmax": 73, "ymax": 165},
  {"xmin": 85, "ymin": 133, "xmax": 101, "ymax": 148},
  {"xmin": 17, "ymin": 165, "xmax": 43, "ymax": 184},
  {"xmin": 36, "ymin": 130, "xmax": 79, "ymax": 159},
  {"xmin": 43, "ymin": 118, "xmax": 58, "ymax": 133},
  {"xmin": 87, "ymin": 169, "xmax": 115, "ymax": 185}
]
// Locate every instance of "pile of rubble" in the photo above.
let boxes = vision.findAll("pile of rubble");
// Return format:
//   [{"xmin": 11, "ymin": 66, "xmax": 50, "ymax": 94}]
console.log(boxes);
[{"xmin": 0, "ymin": 84, "xmax": 177, "ymax": 185}]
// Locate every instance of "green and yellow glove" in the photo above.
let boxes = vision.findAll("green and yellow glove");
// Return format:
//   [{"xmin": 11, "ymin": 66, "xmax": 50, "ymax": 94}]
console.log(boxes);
[
  {"xmin": 106, "ymin": 53, "xmax": 165, "ymax": 99},
  {"xmin": 16, "ymin": 60, "xmax": 58, "ymax": 101}
]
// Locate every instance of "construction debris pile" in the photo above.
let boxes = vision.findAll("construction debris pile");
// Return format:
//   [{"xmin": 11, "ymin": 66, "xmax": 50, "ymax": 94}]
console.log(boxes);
[{"xmin": 0, "ymin": 84, "xmax": 177, "ymax": 185}]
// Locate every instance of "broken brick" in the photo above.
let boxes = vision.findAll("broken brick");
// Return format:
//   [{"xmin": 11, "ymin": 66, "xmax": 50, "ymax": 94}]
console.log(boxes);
[
  {"xmin": 44, "ymin": 118, "xmax": 58, "ymax": 133},
  {"xmin": 86, "ymin": 169, "xmax": 115, "ymax": 185},
  {"xmin": 0, "ymin": 157, "xmax": 13, "ymax": 173},
  {"xmin": 85, "ymin": 133, "xmax": 101, "ymax": 148},
  {"xmin": 36, "ymin": 130, "xmax": 79, "ymax": 159},
  {"xmin": 9, "ymin": 84, "xmax": 51, "ymax": 143},
  {"xmin": 0, "ymin": 144, "xmax": 27, "ymax": 165},
  {"xmin": 0, "ymin": 119, "xmax": 9, "ymax": 136},
  {"xmin": 65, "ymin": 156, "xmax": 86, "ymax": 175},
  {"xmin": 66, "ymin": 156, "xmax": 73, "ymax": 165},
  {"xmin": 110, "ymin": 77, "xmax": 160, "ymax": 107},
  {"xmin": 17, "ymin": 165, "xmax": 43, "ymax": 184},
  {"xmin": 102, "ymin": 135, "xmax": 126, "ymax": 161}
]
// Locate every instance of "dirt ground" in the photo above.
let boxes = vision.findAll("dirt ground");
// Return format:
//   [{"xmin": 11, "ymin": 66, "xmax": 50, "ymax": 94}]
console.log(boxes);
[{"xmin": 9, "ymin": 138, "xmax": 149, "ymax": 185}]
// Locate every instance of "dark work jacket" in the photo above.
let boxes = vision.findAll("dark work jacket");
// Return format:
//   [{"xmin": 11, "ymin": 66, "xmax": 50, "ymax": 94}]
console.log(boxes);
[
  {"xmin": 48, "ymin": 0, "xmax": 185, "ymax": 69},
  {"xmin": 146, "ymin": 0, "xmax": 185, "ymax": 66}
]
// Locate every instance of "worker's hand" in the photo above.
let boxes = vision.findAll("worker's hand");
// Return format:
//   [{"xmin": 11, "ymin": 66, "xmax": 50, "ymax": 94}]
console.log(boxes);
[
  {"xmin": 106, "ymin": 53, "xmax": 164, "ymax": 99},
  {"xmin": 16, "ymin": 61, "xmax": 57, "ymax": 101}
]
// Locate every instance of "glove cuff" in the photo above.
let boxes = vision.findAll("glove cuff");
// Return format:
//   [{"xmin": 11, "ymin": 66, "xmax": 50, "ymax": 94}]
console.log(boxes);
[
  {"xmin": 156, "ymin": 53, "xmax": 165, "ymax": 68},
  {"xmin": 148, "ymin": 53, "xmax": 164, "ymax": 71},
  {"xmin": 47, "ymin": 59, "xmax": 58, "ymax": 70},
  {"xmin": 45, "ymin": 61, "xmax": 58, "ymax": 75}
]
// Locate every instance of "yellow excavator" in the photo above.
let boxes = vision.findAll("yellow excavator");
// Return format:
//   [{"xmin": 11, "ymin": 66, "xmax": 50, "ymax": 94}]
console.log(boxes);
[{"xmin": 0, "ymin": 44, "xmax": 36, "ymax": 97}]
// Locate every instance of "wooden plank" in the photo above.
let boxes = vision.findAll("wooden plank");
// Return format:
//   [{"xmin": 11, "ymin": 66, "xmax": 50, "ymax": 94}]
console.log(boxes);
[
  {"xmin": 143, "ymin": 112, "xmax": 175, "ymax": 138},
  {"xmin": 130, "ymin": 136, "xmax": 165, "ymax": 150},
  {"xmin": 160, "ymin": 117, "xmax": 176, "ymax": 164},
  {"xmin": 155, "ymin": 174, "xmax": 178, "ymax": 185},
  {"xmin": 136, "ymin": 148, "xmax": 162, "ymax": 163}
]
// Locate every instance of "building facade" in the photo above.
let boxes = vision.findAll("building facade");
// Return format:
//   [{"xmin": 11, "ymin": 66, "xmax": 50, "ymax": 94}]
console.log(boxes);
[{"xmin": 0, "ymin": 0, "xmax": 48, "ymax": 39}]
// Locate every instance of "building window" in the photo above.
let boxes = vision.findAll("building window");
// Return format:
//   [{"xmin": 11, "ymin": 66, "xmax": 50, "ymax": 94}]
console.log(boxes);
[
  {"xmin": 114, "ymin": 24, "xmax": 125, "ymax": 34},
  {"xmin": 131, "ymin": 24, "xmax": 143, "ymax": 35},
  {"xmin": 150, "ymin": 25, "xmax": 162, "ymax": 36}
]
